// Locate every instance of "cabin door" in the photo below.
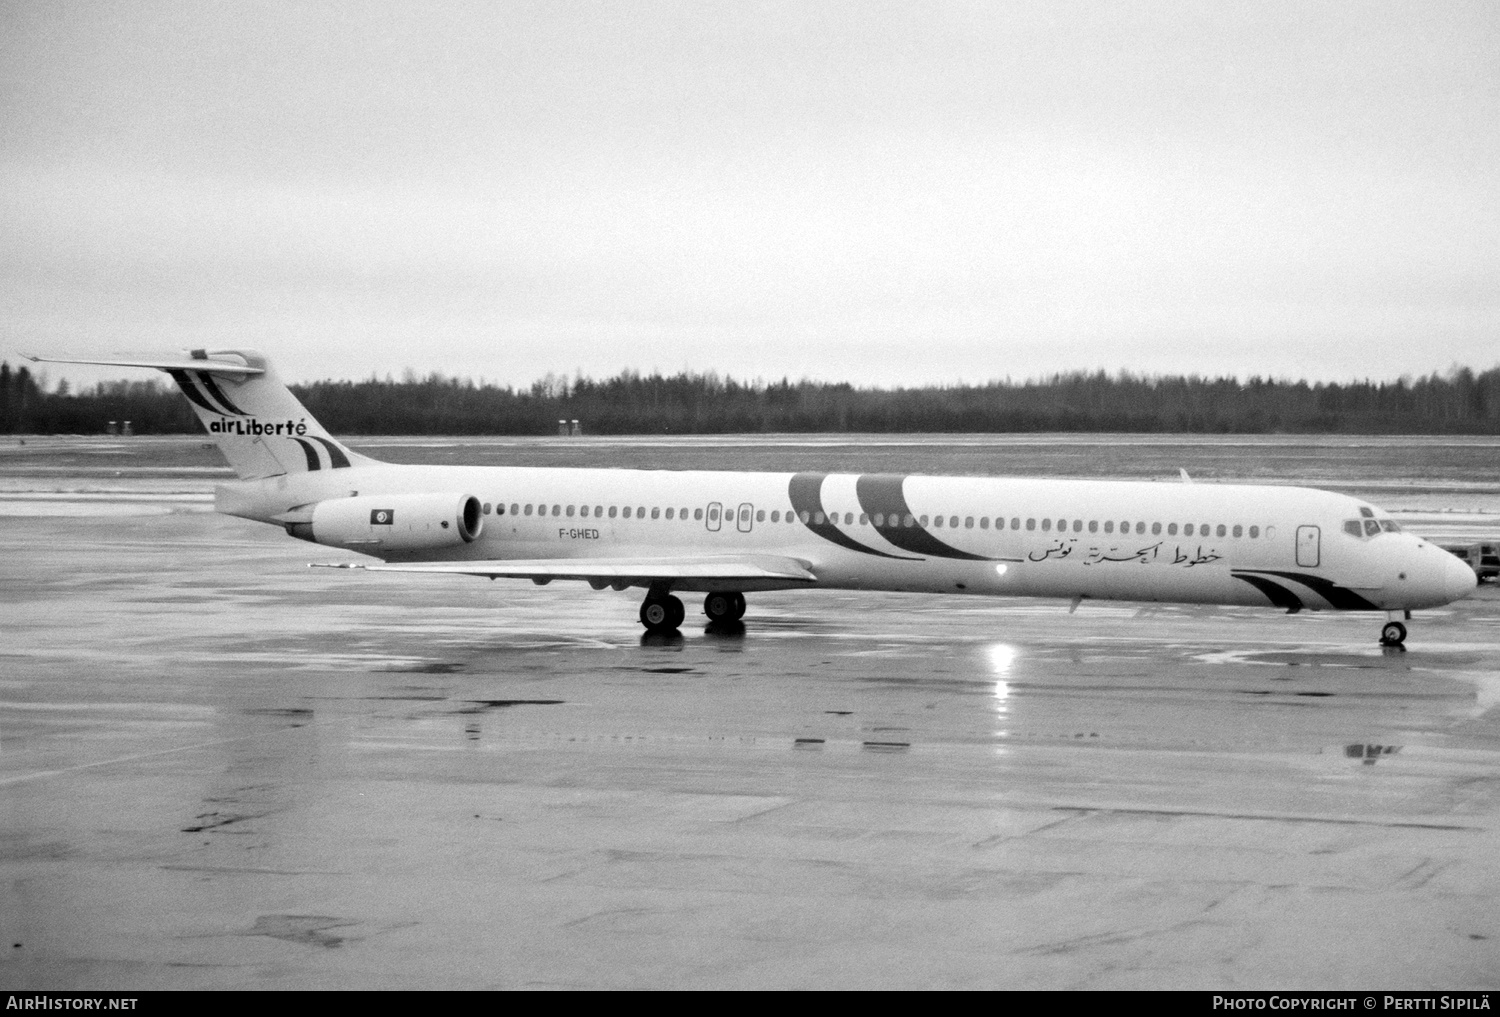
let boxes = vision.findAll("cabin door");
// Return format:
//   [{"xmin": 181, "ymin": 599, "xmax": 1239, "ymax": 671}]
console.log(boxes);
[
  {"xmin": 736, "ymin": 503, "xmax": 754, "ymax": 532},
  {"xmin": 705, "ymin": 502, "xmax": 723, "ymax": 532},
  {"xmin": 1296, "ymin": 525, "xmax": 1320, "ymax": 568}
]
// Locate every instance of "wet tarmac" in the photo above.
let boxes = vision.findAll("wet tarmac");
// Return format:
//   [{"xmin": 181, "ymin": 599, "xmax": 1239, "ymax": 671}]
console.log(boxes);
[{"xmin": 3, "ymin": 438, "xmax": 1500, "ymax": 989}]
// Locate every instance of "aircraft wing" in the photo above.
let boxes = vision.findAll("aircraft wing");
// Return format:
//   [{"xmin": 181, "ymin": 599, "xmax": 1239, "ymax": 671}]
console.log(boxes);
[
  {"xmin": 313, "ymin": 554, "xmax": 817, "ymax": 584},
  {"xmin": 22, "ymin": 352, "xmax": 264, "ymax": 376}
]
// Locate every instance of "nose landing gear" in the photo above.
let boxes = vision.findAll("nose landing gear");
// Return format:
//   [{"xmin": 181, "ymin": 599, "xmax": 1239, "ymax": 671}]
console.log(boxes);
[{"xmin": 1379, "ymin": 620, "xmax": 1407, "ymax": 647}]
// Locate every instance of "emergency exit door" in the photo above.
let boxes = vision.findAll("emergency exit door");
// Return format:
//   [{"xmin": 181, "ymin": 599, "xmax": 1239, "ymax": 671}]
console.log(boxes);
[
  {"xmin": 736, "ymin": 503, "xmax": 754, "ymax": 532},
  {"xmin": 1296, "ymin": 525, "xmax": 1320, "ymax": 568}
]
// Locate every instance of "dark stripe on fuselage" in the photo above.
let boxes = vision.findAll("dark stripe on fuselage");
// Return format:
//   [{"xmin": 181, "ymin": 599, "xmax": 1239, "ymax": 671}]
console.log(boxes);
[
  {"xmin": 308, "ymin": 435, "xmax": 351, "ymax": 469},
  {"xmin": 1235, "ymin": 570, "xmax": 1378, "ymax": 611},
  {"xmin": 787, "ymin": 474, "xmax": 919, "ymax": 560},
  {"xmin": 854, "ymin": 474, "xmax": 992, "ymax": 561},
  {"xmin": 193, "ymin": 371, "xmax": 249, "ymax": 416},
  {"xmin": 167, "ymin": 370, "xmax": 225, "ymax": 416},
  {"xmin": 1232, "ymin": 572, "xmax": 1305, "ymax": 612},
  {"xmin": 289, "ymin": 437, "xmax": 321, "ymax": 471}
]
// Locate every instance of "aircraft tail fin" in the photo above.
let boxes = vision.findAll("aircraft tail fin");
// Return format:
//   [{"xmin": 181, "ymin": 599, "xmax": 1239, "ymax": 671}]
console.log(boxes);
[{"xmin": 23, "ymin": 349, "xmax": 374, "ymax": 480}]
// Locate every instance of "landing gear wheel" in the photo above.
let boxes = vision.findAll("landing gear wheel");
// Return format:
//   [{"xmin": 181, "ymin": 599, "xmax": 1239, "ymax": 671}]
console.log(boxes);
[
  {"xmin": 641, "ymin": 595, "xmax": 685, "ymax": 633},
  {"xmin": 704, "ymin": 593, "xmax": 735, "ymax": 622},
  {"xmin": 704, "ymin": 591, "xmax": 747, "ymax": 623},
  {"xmin": 1380, "ymin": 621, "xmax": 1407, "ymax": 647}
]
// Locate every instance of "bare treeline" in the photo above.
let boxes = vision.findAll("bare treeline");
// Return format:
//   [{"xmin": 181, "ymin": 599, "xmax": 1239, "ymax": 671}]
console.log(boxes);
[{"xmin": 4, "ymin": 361, "xmax": 1500, "ymax": 435}]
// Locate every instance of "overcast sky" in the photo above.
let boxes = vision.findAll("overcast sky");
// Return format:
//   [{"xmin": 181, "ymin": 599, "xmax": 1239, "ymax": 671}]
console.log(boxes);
[{"xmin": 2, "ymin": 0, "xmax": 1497, "ymax": 388}]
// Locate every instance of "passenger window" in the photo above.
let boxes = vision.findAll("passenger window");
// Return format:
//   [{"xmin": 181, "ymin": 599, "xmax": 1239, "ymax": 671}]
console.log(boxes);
[
  {"xmin": 932, "ymin": 515, "xmax": 942, "ymax": 528},
  {"xmin": 595, "ymin": 506, "xmax": 603, "ymax": 517},
  {"xmin": 770, "ymin": 510, "xmax": 779, "ymax": 522},
  {"xmin": 1104, "ymin": 521, "xmax": 1114, "ymax": 534},
  {"xmin": 637, "ymin": 506, "xmax": 645, "ymax": 517},
  {"xmin": 1072, "ymin": 520, "xmax": 1081, "ymax": 533},
  {"xmin": 609, "ymin": 506, "xmax": 618, "ymax": 518},
  {"xmin": 1041, "ymin": 519, "xmax": 1051, "ymax": 531},
  {"xmin": 922, "ymin": 515, "xmax": 932, "ymax": 526},
  {"xmin": 1151, "ymin": 522, "xmax": 1161, "ymax": 535},
  {"xmin": 1088, "ymin": 520, "xmax": 1098, "ymax": 533},
  {"xmin": 860, "ymin": 513, "xmax": 869, "ymax": 525},
  {"xmin": 554, "ymin": 505, "xmax": 563, "ymax": 517},
  {"xmin": 694, "ymin": 508, "xmax": 703, "ymax": 520},
  {"xmin": 800, "ymin": 511, "xmax": 811, "ymax": 523},
  {"xmin": 1058, "ymin": 519, "xmax": 1067, "ymax": 531},
  {"xmin": 1199, "ymin": 522, "xmax": 1208, "ymax": 535},
  {"xmin": 1168, "ymin": 523, "xmax": 1177, "ymax": 535},
  {"xmin": 1183, "ymin": 524, "xmax": 1192, "ymax": 536},
  {"xmin": 524, "ymin": 504, "xmax": 533, "ymax": 516},
  {"xmin": 1232, "ymin": 525, "xmax": 1242, "ymax": 537},
  {"xmin": 966, "ymin": 517, "xmax": 974, "ymax": 529},
  {"xmin": 664, "ymin": 508, "xmax": 674, "ymax": 520},
  {"xmin": 874, "ymin": 513, "xmax": 885, "ymax": 526},
  {"xmin": 510, "ymin": 504, "xmax": 518, "ymax": 516},
  {"xmin": 1364, "ymin": 519, "xmax": 1380, "ymax": 537},
  {"xmin": 980, "ymin": 517, "xmax": 989, "ymax": 529},
  {"xmin": 1249, "ymin": 525, "xmax": 1259, "ymax": 538},
  {"xmin": 1025, "ymin": 518, "xmax": 1035, "ymax": 531},
  {"xmin": 482, "ymin": 502, "xmax": 491, "ymax": 514},
  {"xmin": 566, "ymin": 505, "xmax": 575, "ymax": 517},
  {"xmin": 1216, "ymin": 524, "xmax": 1226, "ymax": 537},
  {"xmin": 580, "ymin": 506, "xmax": 589, "ymax": 518},
  {"xmin": 815, "ymin": 512, "xmax": 826, "ymax": 524},
  {"xmin": 903, "ymin": 514, "xmax": 915, "ymax": 527},
  {"xmin": 844, "ymin": 512, "xmax": 853, "ymax": 525},
  {"xmin": 651, "ymin": 507, "xmax": 660, "ymax": 519},
  {"xmin": 756, "ymin": 510, "xmax": 765, "ymax": 522},
  {"xmin": 947, "ymin": 516, "xmax": 956, "ymax": 528},
  {"xmin": 1120, "ymin": 521, "xmax": 1130, "ymax": 533}
]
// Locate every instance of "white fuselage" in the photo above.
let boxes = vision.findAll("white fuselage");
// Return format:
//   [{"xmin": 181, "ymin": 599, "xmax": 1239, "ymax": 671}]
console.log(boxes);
[{"xmin": 216, "ymin": 462, "xmax": 1477, "ymax": 613}]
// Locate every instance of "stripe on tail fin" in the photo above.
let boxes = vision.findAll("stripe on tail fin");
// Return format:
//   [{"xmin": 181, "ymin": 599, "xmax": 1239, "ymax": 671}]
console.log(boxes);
[{"xmin": 23, "ymin": 348, "xmax": 373, "ymax": 480}]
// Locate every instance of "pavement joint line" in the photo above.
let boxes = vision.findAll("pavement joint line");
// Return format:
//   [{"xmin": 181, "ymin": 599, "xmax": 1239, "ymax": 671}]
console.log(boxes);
[
  {"xmin": 0, "ymin": 720, "xmax": 340, "ymax": 787},
  {"xmin": 1050, "ymin": 804, "xmax": 1484, "ymax": 831}
]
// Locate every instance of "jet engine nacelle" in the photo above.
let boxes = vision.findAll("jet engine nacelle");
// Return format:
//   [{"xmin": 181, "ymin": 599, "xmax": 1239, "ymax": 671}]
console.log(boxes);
[{"xmin": 295, "ymin": 492, "xmax": 484, "ymax": 551}]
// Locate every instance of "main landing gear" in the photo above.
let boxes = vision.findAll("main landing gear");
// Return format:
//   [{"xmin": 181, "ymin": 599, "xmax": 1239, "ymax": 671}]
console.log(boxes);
[
  {"xmin": 639, "ymin": 594, "xmax": 685, "ymax": 633},
  {"xmin": 638, "ymin": 590, "xmax": 746, "ymax": 633},
  {"xmin": 703, "ymin": 592, "xmax": 746, "ymax": 623}
]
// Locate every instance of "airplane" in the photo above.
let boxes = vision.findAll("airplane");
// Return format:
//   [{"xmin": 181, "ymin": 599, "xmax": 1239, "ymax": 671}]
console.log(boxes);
[{"xmin": 25, "ymin": 348, "xmax": 1478, "ymax": 646}]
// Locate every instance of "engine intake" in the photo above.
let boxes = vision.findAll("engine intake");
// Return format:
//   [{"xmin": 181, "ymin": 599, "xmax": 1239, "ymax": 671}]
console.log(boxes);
[{"xmin": 293, "ymin": 492, "xmax": 484, "ymax": 552}]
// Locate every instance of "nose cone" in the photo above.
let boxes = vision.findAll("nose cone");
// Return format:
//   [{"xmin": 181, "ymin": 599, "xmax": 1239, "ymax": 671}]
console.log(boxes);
[{"xmin": 1443, "ymin": 554, "xmax": 1479, "ymax": 602}]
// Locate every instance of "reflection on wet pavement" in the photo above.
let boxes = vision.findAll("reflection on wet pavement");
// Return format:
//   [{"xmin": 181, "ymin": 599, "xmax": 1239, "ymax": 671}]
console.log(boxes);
[{"xmin": 2, "ymin": 472, "xmax": 1499, "ymax": 987}]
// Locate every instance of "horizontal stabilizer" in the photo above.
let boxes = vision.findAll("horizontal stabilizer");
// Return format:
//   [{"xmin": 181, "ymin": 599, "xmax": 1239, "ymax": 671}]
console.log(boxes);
[
  {"xmin": 313, "ymin": 554, "xmax": 817, "ymax": 584},
  {"xmin": 22, "ymin": 352, "xmax": 264, "ymax": 376}
]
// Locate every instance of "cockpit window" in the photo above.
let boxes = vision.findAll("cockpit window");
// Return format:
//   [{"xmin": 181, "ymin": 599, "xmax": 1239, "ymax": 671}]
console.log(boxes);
[
  {"xmin": 1344, "ymin": 520, "xmax": 1363, "ymax": 538},
  {"xmin": 1379, "ymin": 519, "xmax": 1401, "ymax": 533},
  {"xmin": 1363, "ymin": 519, "xmax": 1381, "ymax": 537},
  {"xmin": 1359, "ymin": 506, "xmax": 1375, "ymax": 518}
]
